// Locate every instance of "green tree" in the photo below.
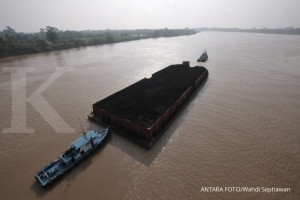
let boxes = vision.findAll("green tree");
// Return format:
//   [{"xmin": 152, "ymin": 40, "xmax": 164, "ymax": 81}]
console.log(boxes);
[
  {"xmin": 45, "ymin": 26, "xmax": 59, "ymax": 43},
  {"xmin": 3, "ymin": 26, "xmax": 16, "ymax": 36},
  {"xmin": 0, "ymin": 37, "xmax": 10, "ymax": 57},
  {"xmin": 36, "ymin": 39, "xmax": 49, "ymax": 51},
  {"xmin": 105, "ymin": 32, "xmax": 114, "ymax": 43}
]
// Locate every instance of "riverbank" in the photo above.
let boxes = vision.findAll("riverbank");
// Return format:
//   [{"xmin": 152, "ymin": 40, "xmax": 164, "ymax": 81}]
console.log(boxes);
[
  {"xmin": 0, "ymin": 27, "xmax": 197, "ymax": 58},
  {"xmin": 196, "ymin": 27, "xmax": 300, "ymax": 35}
]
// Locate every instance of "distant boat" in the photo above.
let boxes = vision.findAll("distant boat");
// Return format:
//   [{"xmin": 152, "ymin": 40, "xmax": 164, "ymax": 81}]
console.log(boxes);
[
  {"xmin": 35, "ymin": 127, "xmax": 111, "ymax": 187},
  {"xmin": 197, "ymin": 50, "xmax": 208, "ymax": 62}
]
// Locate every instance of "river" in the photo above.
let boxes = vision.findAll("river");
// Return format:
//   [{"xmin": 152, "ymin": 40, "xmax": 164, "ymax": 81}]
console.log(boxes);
[{"xmin": 0, "ymin": 32, "xmax": 299, "ymax": 199}]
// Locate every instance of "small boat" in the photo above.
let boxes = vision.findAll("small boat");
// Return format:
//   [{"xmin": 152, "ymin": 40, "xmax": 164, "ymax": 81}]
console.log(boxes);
[
  {"xmin": 35, "ymin": 127, "xmax": 111, "ymax": 187},
  {"xmin": 197, "ymin": 50, "xmax": 208, "ymax": 62}
]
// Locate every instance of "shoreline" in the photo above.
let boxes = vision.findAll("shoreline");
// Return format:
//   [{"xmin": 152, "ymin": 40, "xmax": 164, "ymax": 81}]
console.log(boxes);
[
  {"xmin": 197, "ymin": 27, "xmax": 300, "ymax": 35},
  {"xmin": 0, "ymin": 28, "xmax": 197, "ymax": 58}
]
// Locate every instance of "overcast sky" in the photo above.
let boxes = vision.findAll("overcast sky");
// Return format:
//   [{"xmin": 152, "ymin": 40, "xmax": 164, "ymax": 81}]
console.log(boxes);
[{"xmin": 0, "ymin": 0, "xmax": 300, "ymax": 32}]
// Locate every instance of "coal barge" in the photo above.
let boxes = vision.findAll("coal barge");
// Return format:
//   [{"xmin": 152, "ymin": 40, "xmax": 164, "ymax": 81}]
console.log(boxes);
[{"xmin": 89, "ymin": 61, "xmax": 208, "ymax": 148}]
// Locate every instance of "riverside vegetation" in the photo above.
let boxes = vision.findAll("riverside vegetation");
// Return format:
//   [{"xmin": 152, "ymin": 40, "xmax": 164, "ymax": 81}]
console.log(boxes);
[
  {"xmin": 197, "ymin": 27, "xmax": 300, "ymax": 35},
  {"xmin": 0, "ymin": 26, "xmax": 196, "ymax": 58}
]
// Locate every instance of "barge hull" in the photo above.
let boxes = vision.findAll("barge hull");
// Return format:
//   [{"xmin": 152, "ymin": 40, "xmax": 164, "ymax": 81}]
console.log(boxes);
[{"xmin": 91, "ymin": 62, "xmax": 208, "ymax": 147}]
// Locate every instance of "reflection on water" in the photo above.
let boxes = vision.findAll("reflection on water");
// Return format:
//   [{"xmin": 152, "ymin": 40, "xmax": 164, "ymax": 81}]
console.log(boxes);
[{"xmin": 0, "ymin": 32, "xmax": 299, "ymax": 200}]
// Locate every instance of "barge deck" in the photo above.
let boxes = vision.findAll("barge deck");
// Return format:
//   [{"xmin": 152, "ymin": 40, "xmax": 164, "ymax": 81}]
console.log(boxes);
[{"xmin": 90, "ymin": 61, "xmax": 208, "ymax": 148}]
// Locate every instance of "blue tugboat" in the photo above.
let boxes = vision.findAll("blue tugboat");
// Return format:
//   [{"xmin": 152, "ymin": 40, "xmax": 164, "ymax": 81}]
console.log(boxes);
[
  {"xmin": 35, "ymin": 127, "xmax": 110, "ymax": 187},
  {"xmin": 197, "ymin": 50, "xmax": 208, "ymax": 62}
]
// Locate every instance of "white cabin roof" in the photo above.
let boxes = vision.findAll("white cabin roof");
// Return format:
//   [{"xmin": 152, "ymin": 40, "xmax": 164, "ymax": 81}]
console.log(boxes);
[{"xmin": 71, "ymin": 130, "xmax": 98, "ymax": 149}]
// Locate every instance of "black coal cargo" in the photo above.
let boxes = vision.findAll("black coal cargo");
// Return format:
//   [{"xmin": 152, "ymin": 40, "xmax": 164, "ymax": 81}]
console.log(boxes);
[{"xmin": 90, "ymin": 62, "xmax": 208, "ymax": 148}]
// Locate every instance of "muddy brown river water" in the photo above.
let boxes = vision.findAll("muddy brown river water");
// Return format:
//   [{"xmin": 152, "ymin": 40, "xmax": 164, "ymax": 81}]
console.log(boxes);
[{"xmin": 0, "ymin": 32, "xmax": 299, "ymax": 199}]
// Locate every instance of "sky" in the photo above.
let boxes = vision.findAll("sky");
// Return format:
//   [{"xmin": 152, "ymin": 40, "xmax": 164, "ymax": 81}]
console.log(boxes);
[{"xmin": 0, "ymin": 0, "xmax": 300, "ymax": 32}]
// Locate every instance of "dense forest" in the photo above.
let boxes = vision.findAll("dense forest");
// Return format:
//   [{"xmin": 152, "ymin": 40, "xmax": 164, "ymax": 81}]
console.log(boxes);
[{"xmin": 0, "ymin": 26, "xmax": 197, "ymax": 58}]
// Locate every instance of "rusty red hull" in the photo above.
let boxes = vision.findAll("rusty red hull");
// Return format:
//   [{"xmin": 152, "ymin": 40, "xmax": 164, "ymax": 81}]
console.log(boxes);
[{"xmin": 91, "ymin": 62, "xmax": 208, "ymax": 147}]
